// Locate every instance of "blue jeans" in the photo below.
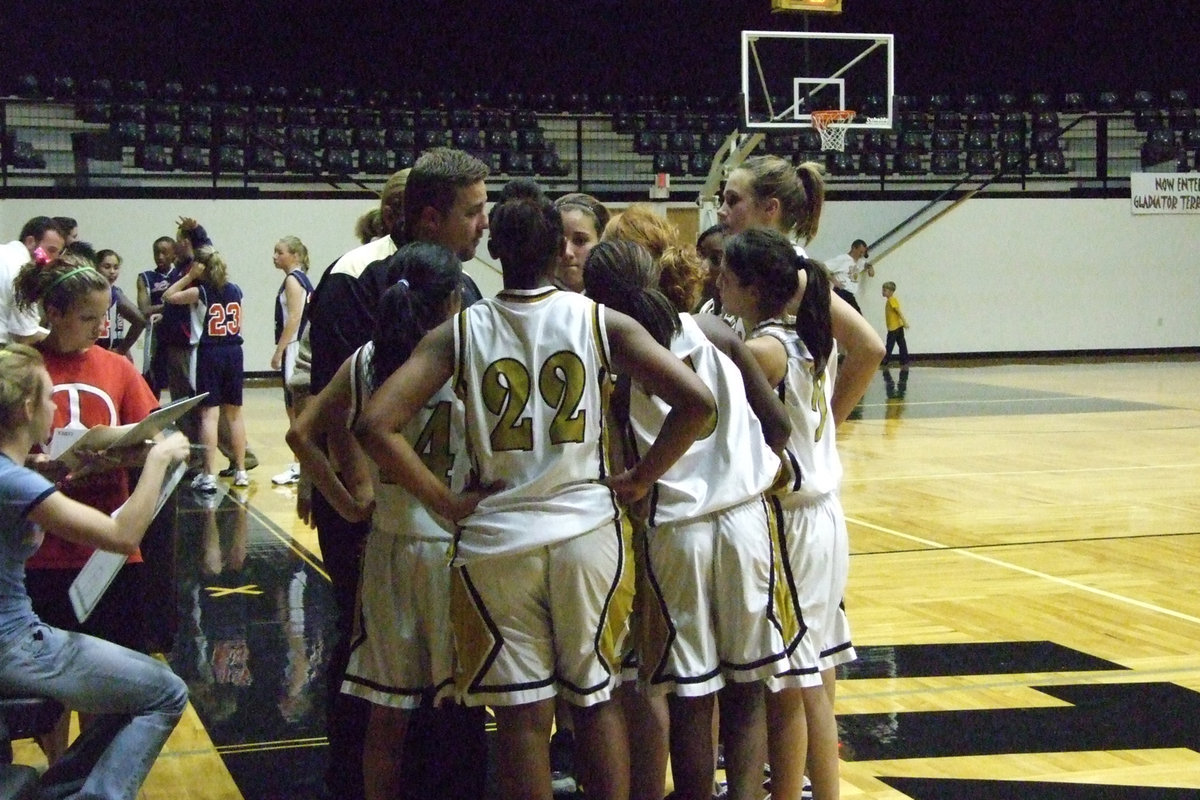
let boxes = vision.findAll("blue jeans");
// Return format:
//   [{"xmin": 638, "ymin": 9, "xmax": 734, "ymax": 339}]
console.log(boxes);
[{"xmin": 0, "ymin": 622, "xmax": 188, "ymax": 800}]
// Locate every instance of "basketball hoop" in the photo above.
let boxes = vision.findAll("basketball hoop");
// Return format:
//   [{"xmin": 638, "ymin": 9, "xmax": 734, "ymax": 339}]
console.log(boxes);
[{"xmin": 811, "ymin": 110, "xmax": 857, "ymax": 152}]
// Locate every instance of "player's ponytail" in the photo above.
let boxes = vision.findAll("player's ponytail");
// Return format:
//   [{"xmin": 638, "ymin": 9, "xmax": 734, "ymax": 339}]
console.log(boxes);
[
  {"xmin": 370, "ymin": 242, "xmax": 462, "ymax": 391},
  {"xmin": 795, "ymin": 256, "xmax": 833, "ymax": 376}
]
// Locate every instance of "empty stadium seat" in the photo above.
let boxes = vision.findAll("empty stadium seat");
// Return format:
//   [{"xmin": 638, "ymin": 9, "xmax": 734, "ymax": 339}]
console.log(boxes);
[
  {"xmin": 1031, "ymin": 130, "xmax": 1060, "ymax": 152},
  {"xmin": 451, "ymin": 109, "xmax": 480, "ymax": 129},
  {"xmin": 895, "ymin": 152, "xmax": 925, "ymax": 175},
  {"xmin": 286, "ymin": 107, "xmax": 317, "ymax": 127},
  {"xmin": 1000, "ymin": 149, "xmax": 1028, "ymax": 173},
  {"xmin": 417, "ymin": 129, "xmax": 450, "ymax": 150},
  {"xmin": 175, "ymin": 146, "xmax": 209, "ymax": 172},
  {"xmin": 394, "ymin": 150, "xmax": 416, "ymax": 170},
  {"xmin": 898, "ymin": 131, "xmax": 928, "ymax": 153},
  {"xmin": 653, "ymin": 152, "xmax": 683, "ymax": 174},
  {"xmin": 1063, "ymin": 92, "xmax": 1088, "ymax": 112},
  {"xmin": 1035, "ymin": 148, "xmax": 1068, "ymax": 174},
  {"xmin": 355, "ymin": 128, "xmax": 386, "ymax": 150},
  {"xmin": 502, "ymin": 151, "xmax": 533, "ymax": 175},
  {"xmin": 688, "ymin": 152, "xmax": 714, "ymax": 176},
  {"xmin": 797, "ymin": 129, "xmax": 823, "ymax": 152},
  {"xmin": 249, "ymin": 146, "xmax": 281, "ymax": 172},
  {"xmin": 534, "ymin": 150, "xmax": 568, "ymax": 176},
  {"xmin": 1141, "ymin": 129, "xmax": 1181, "ymax": 167},
  {"xmin": 1130, "ymin": 90, "xmax": 1155, "ymax": 109},
  {"xmin": 965, "ymin": 130, "xmax": 993, "ymax": 151},
  {"xmin": 323, "ymin": 148, "xmax": 355, "ymax": 173},
  {"xmin": 214, "ymin": 145, "xmax": 245, "ymax": 172},
  {"xmin": 288, "ymin": 126, "xmax": 321, "ymax": 149},
  {"xmin": 863, "ymin": 131, "xmax": 893, "ymax": 153},
  {"xmin": 928, "ymin": 93, "xmax": 954, "ymax": 112},
  {"xmin": 932, "ymin": 131, "xmax": 960, "ymax": 150},
  {"xmin": 930, "ymin": 150, "xmax": 961, "ymax": 175},
  {"xmin": 285, "ymin": 148, "xmax": 321, "ymax": 172},
  {"xmin": 138, "ymin": 144, "xmax": 172, "ymax": 171},
  {"xmin": 860, "ymin": 151, "xmax": 889, "ymax": 175},
  {"xmin": 146, "ymin": 123, "xmax": 181, "ymax": 146},
  {"xmin": 387, "ymin": 129, "xmax": 416, "ymax": 150},
  {"xmin": 828, "ymin": 151, "xmax": 858, "ymax": 176},
  {"xmin": 358, "ymin": 149, "xmax": 391, "ymax": 174},
  {"xmin": 934, "ymin": 111, "xmax": 963, "ymax": 131},
  {"xmin": 1169, "ymin": 106, "xmax": 1197, "ymax": 130},
  {"xmin": 453, "ymin": 128, "xmax": 486, "ymax": 151},
  {"xmin": 110, "ymin": 121, "xmax": 144, "ymax": 146},
  {"xmin": 1032, "ymin": 111, "xmax": 1059, "ymax": 131},
  {"xmin": 966, "ymin": 150, "xmax": 996, "ymax": 174},
  {"xmin": 999, "ymin": 111, "xmax": 1026, "ymax": 132},
  {"xmin": 47, "ymin": 75, "xmax": 74, "ymax": 98},
  {"xmin": 1134, "ymin": 109, "xmax": 1166, "ymax": 132},
  {"xmin": 320, "ymin": 108, "xmax": 349, "ymax": 128},
  {"xmin": 323, "ymin": 128, "xmax": 353, "ymax": 149},
  {"xmin": 1096, "ymin": 91, "xmax": 1122, "ymax": 112},
  {"xmin": 994, "ymin": 92, "xmax": 1020, "ymax": 112},
  {"xmin": 215, "ymin": 122, "xmax": 246, "ymax": 145},
  {"xmin": 962, "ymin": 93, "xmax": 988, "ymax": 113}
]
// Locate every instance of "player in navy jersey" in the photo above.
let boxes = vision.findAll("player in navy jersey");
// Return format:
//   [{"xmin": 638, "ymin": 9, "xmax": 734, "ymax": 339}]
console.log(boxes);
[{"xmin": 164, "ymin": 246, "xmax": 248, "ymax": 492}]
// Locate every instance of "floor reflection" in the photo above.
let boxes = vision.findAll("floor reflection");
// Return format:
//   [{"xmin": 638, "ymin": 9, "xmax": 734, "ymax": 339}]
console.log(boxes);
[{"xmin": 169, "ymin": 487, "xmax": 336, "ymax": 800}]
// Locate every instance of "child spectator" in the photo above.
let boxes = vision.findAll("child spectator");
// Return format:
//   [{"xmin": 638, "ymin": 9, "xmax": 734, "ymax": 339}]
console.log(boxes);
[{"xmin": 882, "ymin": 281, "xmax": 910, "ymax": 366}]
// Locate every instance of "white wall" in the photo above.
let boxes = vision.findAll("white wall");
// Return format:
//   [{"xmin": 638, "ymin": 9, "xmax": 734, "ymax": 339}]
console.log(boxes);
[
  {"xmin": 2, "ymin": 194, "xmax": 1196, "ymax": 368},
  {"xmin": 0, "ymin": 197, "xmax": 505, "ymax": 371},
  {"xmin": 808, "ymin": 196, "xmax": 1199, "ymax": 353}
]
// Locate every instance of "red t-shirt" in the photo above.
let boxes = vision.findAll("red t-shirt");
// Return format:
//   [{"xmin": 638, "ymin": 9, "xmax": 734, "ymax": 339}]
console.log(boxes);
[{"xmin": 29, "ymin": 345, "xmax": 159, "ymax": 569}]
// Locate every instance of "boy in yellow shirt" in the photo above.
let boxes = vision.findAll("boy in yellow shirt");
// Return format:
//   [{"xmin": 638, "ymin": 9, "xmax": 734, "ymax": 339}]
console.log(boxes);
[{"xmin": 882, "ymin": 281, "xmax": 909, "ymax": 365}]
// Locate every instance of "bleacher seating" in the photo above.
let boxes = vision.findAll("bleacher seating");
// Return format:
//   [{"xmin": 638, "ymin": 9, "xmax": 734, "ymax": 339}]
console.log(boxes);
[{"xmin": 2, "ymin": 75, "xmax": 1189, "ymax": 187}]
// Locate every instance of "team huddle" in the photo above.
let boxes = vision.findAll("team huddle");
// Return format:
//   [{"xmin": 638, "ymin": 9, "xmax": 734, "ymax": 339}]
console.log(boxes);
[{"xmin": 290, "ymin": 148, "xmax": 885, "ymax": 800}]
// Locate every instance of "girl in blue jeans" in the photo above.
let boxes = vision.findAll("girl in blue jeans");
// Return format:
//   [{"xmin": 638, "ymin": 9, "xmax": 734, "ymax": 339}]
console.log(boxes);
[{"xmin": 0, "ymin": 343, "xmax": 190, "ymax": 800}]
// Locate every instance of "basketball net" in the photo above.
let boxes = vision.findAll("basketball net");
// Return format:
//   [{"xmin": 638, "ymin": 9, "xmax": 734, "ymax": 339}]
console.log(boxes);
[{"xmin": 811, "ymin": 110, "xmax": 857, "ymax": 152}]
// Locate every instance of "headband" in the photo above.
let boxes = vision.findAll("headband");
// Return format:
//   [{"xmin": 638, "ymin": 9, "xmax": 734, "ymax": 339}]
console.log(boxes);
[{"xmin": 47, "ymin": 266, "xmax": 100, "ymax": 295}]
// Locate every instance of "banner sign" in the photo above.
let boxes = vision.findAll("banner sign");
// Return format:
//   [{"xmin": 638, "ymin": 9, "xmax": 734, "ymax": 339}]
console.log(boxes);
[{"xmin": 1130, "ymin": 172, "xmax": 1200, "ymax": 214}]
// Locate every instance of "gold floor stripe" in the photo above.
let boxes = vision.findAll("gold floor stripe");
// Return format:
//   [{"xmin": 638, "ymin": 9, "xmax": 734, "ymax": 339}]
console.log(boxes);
[
  {"xmin": 848, "ymin": 516, "xmax": 1200, "ymax": 628},
  {"xmin": 218, "ymin": 737, "xmax": 328, "ymax": 754}
]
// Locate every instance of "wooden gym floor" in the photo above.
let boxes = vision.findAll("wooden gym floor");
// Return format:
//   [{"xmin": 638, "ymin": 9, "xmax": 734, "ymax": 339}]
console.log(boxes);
[{"xmin": 14, "ymin": 356, "xmax": 1200, "ymax": 799}]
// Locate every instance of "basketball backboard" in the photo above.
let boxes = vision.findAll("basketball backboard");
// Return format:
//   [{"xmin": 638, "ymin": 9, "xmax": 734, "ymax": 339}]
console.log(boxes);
[{"xmin": 740, "ymin": 30, "xmax": 894, "ymax": 130}]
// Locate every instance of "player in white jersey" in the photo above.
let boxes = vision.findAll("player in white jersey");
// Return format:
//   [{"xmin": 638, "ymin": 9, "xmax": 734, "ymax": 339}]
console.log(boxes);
[
  {"xmin": 356, "ymin": 182, "xmax": 715, "ymax": 800},
  {"xmin": 287, "ymin": 243, "xmax": 467, "ymax": 800},
  {"xmin": 719, "ymin": 227, "xmax": 883, "ymax": 800},
  {"xmin": 583, "ymin": 238, "xmax": 792, "ymax": 800}
]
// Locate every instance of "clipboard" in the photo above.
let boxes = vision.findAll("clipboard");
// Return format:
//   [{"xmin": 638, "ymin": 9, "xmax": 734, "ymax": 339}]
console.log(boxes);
[
  {"xmin": 52, "ymin": 393, "xmax": 208, "ymax": 478},
  {"xmin": 69, "ymin": 460, "xmax": 187, "ymax": 623}
]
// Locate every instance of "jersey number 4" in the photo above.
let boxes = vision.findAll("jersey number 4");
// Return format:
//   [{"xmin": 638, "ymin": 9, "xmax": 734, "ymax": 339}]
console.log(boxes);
[
  {"xmin": 207, "ymin": 302, "xmax": 242, "ymax": 337},
  {"xmin": 482, "ymin": 352, "xmax": 587, "ymax": 452}
]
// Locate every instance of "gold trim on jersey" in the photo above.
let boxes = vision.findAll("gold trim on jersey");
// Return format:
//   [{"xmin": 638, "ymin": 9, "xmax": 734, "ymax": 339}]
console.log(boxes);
[{"xmin": 495, "ymin": 287, "xmax": 559, "ymax": 304}]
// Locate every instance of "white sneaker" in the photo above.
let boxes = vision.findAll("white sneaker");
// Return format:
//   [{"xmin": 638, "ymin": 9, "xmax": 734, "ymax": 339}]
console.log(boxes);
[
  {"xmin": 233, "ymin": 470, "xmax": 250, "ymax": 487},
  {"xmin": 271, "ymin": 463, "xmax": 300, "ymax": 485},
  {"xmin": 190, "ymin": 473, "xmax": 218, "ymax": 493}
]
